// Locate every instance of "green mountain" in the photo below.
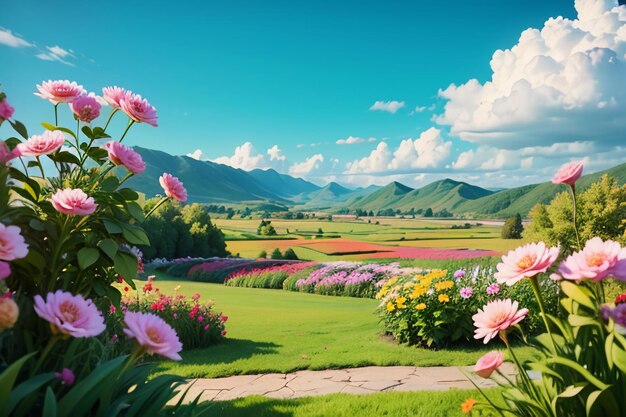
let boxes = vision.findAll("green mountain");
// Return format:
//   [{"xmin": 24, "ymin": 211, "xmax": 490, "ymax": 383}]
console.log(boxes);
[
  {"xmin": 247, "ymin": 168, "xmax": 320, "ymax": 198},
  {"xmin": 456, "ymin": 162, "xmax": 626, "ymax": 217},
  {"xmin": 294, "ymin": 182, "xmax": 356, "ymax": 209},
  {"xmin": 342, "ymin": 181, "xmax": 413, "ymax": 210},
  {"xmin": 393, "ymin": 178, "xmax": 493, "ymax": 213}
]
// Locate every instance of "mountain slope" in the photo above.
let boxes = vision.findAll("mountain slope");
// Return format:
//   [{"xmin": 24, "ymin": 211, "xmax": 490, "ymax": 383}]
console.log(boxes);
[
  {"xmin": 342, "ymin": 181, "xmax": 413, "ymax": 210},
  {"xmin": 247, "ymin": 168, "xmax": 320, "ymax": 198},
  {"xmin": 294, "ymin": 182, "xmax": 357, "ymax": 209},
  {"xmin": 390, "ymin": 179, "xmax": 493, "ymax": 212}
]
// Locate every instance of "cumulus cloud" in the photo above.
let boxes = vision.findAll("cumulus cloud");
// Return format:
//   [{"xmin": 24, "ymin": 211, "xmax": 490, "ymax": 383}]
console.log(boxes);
[
  {"xmin": 0, "ymin": 27, "xmax": 32, "ymax": 48},
  {"xmin": 345, "ymin": 127, "xmax": 452, "ymax": 174},
  {"xmin": 289, "ymin": 154, "xmax": 325, "ymax": 177},
  {"xmin": 36, "ymin": 45, "xmax": 74, "ymax": 66},
  {"xmin": 369, "ymin": 100, "xmax": 405, "ymax": 113},
  {"xmin": 267, "ymin": 145, "xmax": 286, "ymax": 161},
  {"xmin": 187, "ymin": 149, "xmax": 204, "ymax": 160},
  {"xmin": 336, "ymin": 136, "xmax": 377, "ymax": 145},
  {"xmin": 436, "ymin": 0, "xmax": 626, "ymax": 149},
  {"xmin": 213, "ymin": 142, "xmax": 266, "ymax": 170}
]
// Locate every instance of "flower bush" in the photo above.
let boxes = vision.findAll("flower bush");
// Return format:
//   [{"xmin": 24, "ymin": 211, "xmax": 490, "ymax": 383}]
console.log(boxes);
[
  {"xmin": 293, "ymin": 262, "xmax": 414, "ymax": 298},
  {"xmin": 465, "ymin": 161, "xmax": 626, "ymax": 417},
  {"xmin": 106, "ymin": 276, "xmax": 226, "ymax": 352},
  {"xmin": 0, "ymin": 83, "xmax": 208, "ymax": 416},
  {"xmin": 225, "ymin": 262, "xmax": 317, "ymax": 289},
  {"xmin": 376, "ymin": 266, "xmax": 557, "ymax": 347},
  {"xmin": 187, "ymin": 258, "xmax": 303, "ymax": 283}
]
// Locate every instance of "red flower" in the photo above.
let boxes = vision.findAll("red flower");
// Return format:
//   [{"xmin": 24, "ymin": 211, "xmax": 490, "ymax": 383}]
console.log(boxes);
[{"xmin": 616, "ymin": 293, "xmax": 626, "ymax": 305}]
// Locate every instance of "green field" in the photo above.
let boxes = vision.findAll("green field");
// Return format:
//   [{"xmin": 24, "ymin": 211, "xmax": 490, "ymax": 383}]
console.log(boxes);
[{"xmin": 151, "ymin": 272, "xmax": 537, "ymax": 379}]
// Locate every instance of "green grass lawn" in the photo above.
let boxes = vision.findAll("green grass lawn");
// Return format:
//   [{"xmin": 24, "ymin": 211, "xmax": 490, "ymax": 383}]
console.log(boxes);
[
  {"xmin": 152, "ymin": 272, "xmax": 537, "ymax": 378},
  {"xmin": 200, "ymin": 389, "xmax": 497, "ymax": 417}
]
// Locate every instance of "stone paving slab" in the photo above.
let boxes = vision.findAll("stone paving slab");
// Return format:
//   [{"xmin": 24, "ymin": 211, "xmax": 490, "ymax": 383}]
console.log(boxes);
[{"xmin": 173, "ymin": 363, "xmax": 516, "ymax": 403}]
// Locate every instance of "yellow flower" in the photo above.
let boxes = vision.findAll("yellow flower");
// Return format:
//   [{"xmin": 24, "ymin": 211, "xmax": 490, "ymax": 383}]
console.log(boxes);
[
  {"xmin": 386, "ymin": 301, "xmax": 396, "ymax": 312},
  {"xmin": 409, "ymin": 285, "xmax": 427, "ymax": 299},
  {"xmin": 438, "ymin": 294, "xmax": 450, "ymax": 303},
  {"xmin": 376, "ymin": 287, "xmax": 389, "ymax": 299},
  {"xmin": 396, "ymin": 297, "xmax": 407, "ymax": 309},
  {"xmin": 415, "ymin": 303, "xmax": 427, "ymax": 311},
  {"xmin": 435, "ymin": 280, "xmax": 454, "ymax": 291},
  {"xmin": 387, "ymin": 276, "xmax": 398, "ymax": 286},
  {"xmin": 174, "ymin": 285, "xmax": 181, "ymax": 292}
]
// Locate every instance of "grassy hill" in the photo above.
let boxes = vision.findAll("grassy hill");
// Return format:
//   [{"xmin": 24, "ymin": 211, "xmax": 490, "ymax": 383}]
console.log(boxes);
[
  {"xmin": 342, "ymin": 182, "xmax": 413, "ymax": 211},
  {"xmin": 294, "ymin": 182, "xmax": 358, "ymax": 209},
  {"xmin": 393, "ymin": 179, "xmax": 493, "ymax": 213}
]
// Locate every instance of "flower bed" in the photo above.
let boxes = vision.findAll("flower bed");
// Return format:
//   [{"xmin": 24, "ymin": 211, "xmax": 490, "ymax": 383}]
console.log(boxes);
[
  {"xmin": 292, "ymin": 262, "xmax": 415, "ymax": 298},
  {"xmin": 188, "ymin": 258, "xmax": 304, "ymax": 283},
  {"xmin": 225, "ymin": 262, "xmax": 318, "ymax": 289},
  {"xmin": 376, "ymin": 266, "xmax": 557, "ymax": 347},
  {"xmin": 106, "ymin": 276, "xmax": 227, "ymax": 353}
]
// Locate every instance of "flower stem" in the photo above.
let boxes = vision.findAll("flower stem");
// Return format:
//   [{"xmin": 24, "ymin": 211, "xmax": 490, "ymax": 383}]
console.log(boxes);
[
  {"xmin": 31, "ymin": 335, "xmax": 58, "ymax": 376},
  {"xmin": 35, "ymin": 156, "xmax": 46, "ymax": 180},
  {"xmin": 530, "ymin": 276, "xmax": 557, "ymax": 353},
  {"xmin": 569, "ymin": 185, "xmax": 582, "ymax": 251},
  {"xmin": 118, "ymin": 120, "xmax": 135, "ymax": 144},
  {"xmin": 144, "ymin": 196, "xmax": 170, "ymax": 220},
  {"xmin": 103, "ymin": 109, "xmax": 118, "ymax": 132},
  {"xmin": 54, "ymin": 103, "xmax": 59, "ymax": 126}
]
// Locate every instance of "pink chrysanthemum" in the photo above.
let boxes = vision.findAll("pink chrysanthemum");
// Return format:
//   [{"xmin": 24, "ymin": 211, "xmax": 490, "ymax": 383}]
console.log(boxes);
[
  {"xmin": 33, "ymin": 290, "xmax": 106, "ymax": 338},
  {"xmin": 0, "ymin": 141, "xmax": 20, "ymax": 165},
  {"xmin": 17, "ymin": 130, "xmax": 66, "ymax": 157},
  {"xmin": 119, "ymin": 92, "xmax": 158, "ymax": 126},
  {"xmin": 0, "ymin": 223, "xmax": 29, "ymax": 261},
  {"xmin": 557, "ymin": 237, "xmax": 626, "ymax": 282},
  {"xmin": 123, "ymin": 311, "xmax": 182, "ymax": 360},
  {"xmin": 486, "ymin": 282, "xmax": 500, "ymax": 295},
  {"xmin": 552, "ymin": 161, "xmax": 583, "ymax": 186},
  {"xmin": 159, "ymin": 173, "xmax": 187, "ymax": 202},
  {"xmin": 102, "ymin": 86, "xmax": 127, "ymax": 109},
  {"xmin": 474, "ymin": 350, "xmax": 504, "ymax": 378},
  {"xmin": 473, "ymin": 299, "xmax": 528, "ymax": 344},
  {"xmin": 0, "ymin": 98, "xmax": 15, "ymax": 121},
  {"xmin": 50, "ymin": 188, "xmax": 98, "ymax": 216},
  {"xmin": 105, "ymin": 141, "xmax": 146, "ymax": 174},
  {"xmin": 35, "ymin": 80, "xmax": 86, "ymax": 104},
  {"xmin": 70, "ymin": 94, "xmax": 101, "ymax": 123},
  {"xmin": 494, "ymin": 242, "xmax": 559, "ymax": 286}
]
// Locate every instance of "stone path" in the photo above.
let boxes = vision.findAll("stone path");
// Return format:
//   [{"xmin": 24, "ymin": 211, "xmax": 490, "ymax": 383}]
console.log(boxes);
[{"xmin": 175, "ymin": 364, "xmax": 515, "ymax": 402}]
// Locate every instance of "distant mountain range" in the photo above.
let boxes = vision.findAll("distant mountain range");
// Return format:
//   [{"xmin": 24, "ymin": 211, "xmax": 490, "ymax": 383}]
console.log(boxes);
[{"xmin": 128, "ymin": 147, "xmax": 626, "ymax": 218}]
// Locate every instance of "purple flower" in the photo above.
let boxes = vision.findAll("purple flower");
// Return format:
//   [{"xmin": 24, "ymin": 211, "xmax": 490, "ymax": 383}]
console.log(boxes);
[
  {"xmin": 486, "ymin": 282, "xmax": 500, "ymax": 295},
  {"xmin": 454, "ymin": 269, "xmax": 466, "ymax": 279},
  {"xmin": 460, "ymin": 286, "xmax": 474, "ymax": 299},
  {"xmin": 610, "ymin": 304, "xmax": 626, "ymax": 334},
  {"xmin": 55, "ymin": 368, "xmax": 75, "ymax": 386}
]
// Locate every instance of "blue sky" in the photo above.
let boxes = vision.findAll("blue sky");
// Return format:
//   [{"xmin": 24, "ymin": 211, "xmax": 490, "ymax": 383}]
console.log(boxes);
[{"xmin": 2, "ymin": 0, "xmax": 625, "ymax": 188}]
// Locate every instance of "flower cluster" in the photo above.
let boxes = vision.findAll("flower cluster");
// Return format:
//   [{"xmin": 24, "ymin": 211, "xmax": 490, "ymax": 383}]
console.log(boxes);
[{"xmin": 225, "ymin": 262, "xmax": 318, "ymax": 289}]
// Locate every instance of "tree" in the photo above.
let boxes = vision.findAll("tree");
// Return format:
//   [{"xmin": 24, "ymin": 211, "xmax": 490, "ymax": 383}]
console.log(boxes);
[
  {"xmin": 270, "ymin": 248, "xmax": 283, "ymax": 259},
  {"xmin": 317, "ymin": 227, "xmax": 324, "ymax": 234},
  {"xmin": 257, "ymin": 220, "xmax": 277, "ymax": 236},
  {"xmin": 283, "ymin": 248, "xmax": 299, "ymax": 260},
  {"xmin": 424, "ymin": 208, "xmax": 433, "ymax": 217},
  {"xmin": 258, "ymin": 250, "xmax": 267, "ymax": 259},
  {"xmin": 501, "ymin": 213, "xmax": 524, "ymax": 239},
  {"xmin": 524, "ymin": 174, "xmax": 626, "ymax": 254}
]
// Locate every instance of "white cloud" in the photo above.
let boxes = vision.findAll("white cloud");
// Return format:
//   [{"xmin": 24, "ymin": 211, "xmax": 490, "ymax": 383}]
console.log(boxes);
[
  {"xmin": 187, "ymin": 149, "xmax": 204, "ymax": 160},
  {"xmin": 336, "ymin": 136, "xmax": 377, "ymax": 145},
  {"xmin": 213, "ymin": 142, "xmax": 266, "ymax": 170},
  {"xmin": 436, "ymin": 0, "xmax": 626, "ymax": 149},
  {"xmin": 345, "ymin": 127, "xmax": 452, "ymax": 174},
  {"xmin": 369, "ymin": 100, "xmax": 405, "ymax": 113},
  {"xmin": 289, "ymin": 154, "xmax": 325, "ymax": 177},
  {"xmin": 36, "ymin": 45, "xmax": 74, "ymax": 66},
  {"xmin": 296, "ymin": 142, "xmax": 321, "ymax": 148},
  {"xmin": 267, "ymin": 145, "xmax": 286, "ymax": 161},
  {"xmin": 0, "ymin": 28, "xmax": 32, "ymax": 48}
]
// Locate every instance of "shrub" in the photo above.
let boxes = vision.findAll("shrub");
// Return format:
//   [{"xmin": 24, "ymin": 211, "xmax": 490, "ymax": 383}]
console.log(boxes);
[
  {"xmin": 501, "ymin": 213, "xmax": 523, "ymax": 239},
  {"xmin": 376, "ymin": 267, "xmax": 557, "ymax": 348},
  {"xmin": 283, "ymin": 248, "xmax": 299, "ymax": 260},
  {"xmin": 270, "ymin": 248, "xmax": 283, "ymax": 259}
]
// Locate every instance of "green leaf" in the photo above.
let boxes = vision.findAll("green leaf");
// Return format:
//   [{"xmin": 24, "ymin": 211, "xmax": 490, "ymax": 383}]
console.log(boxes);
[
  {"xmin": 49, "ymin": 151, "xmax": 81, "ymax": 165},
  {"xmin": 6, "ymin": 373, "xmax": 55, "ymax": 415},
  {"xmin": 87, "ymin": 147, "xmax": 107, "ymax": 161},
  {"xmin": 558, "ymin": 383, "xmax": 587, "ymax": 398},
  {"xmin": 81, "ymin": 125, "xmax": 94, "ymax": 140},
  {"xmin": 560, "ymin": 281, "xmax": 595, "ymax": 310},
  {"xmin": 9, "ymin": 120, "xmax": 28, "ymax": 139},
  {"xmin": 117, "ymin": 188, "xmax": 139, "ymax": 201},
  {"xmin": 99, "ymin": 176, "xmax": 119, "ymax": 192},
  {"xmin": 41, "ymin": 122, "xmax": 76, "ymax": 139},
  {"xmin": 77, "ymin": 247, "xmax": 100, "ymax": 269},
  {"xmin": 114, "ymin": 251, "xmax": 138, "ymax": 281},
  {"xmin": 126, "ymin": 202, "xmax": 144, "ymax": 222},
  {"xmin": 5, "ymin": 137, "xmax": 21, "ymax": 149},
  {"xmin": 568, "ymin": 314, "xmax": 599, "ymax": 328},
  {"xmin": 97, "ymin": 238, "xmax": 118, "ymax": 260},
  {"xmin": 92, "ymin": 127, "xmax": 110, "ymax": 139},
  {"xmin": 122, "ymin": 224, "xmax": 150, "ymax": 246},
  {"xmin": 27, "ymin": 161, "xmax": 40, "ymax": 168},
  {"xmin": 42, "ymin": 388, "xmax": 57, "ymax": 417},
  {"xmin": 611, "ymin": 342, "xmax": 626, "ymax": 374},
  {"xmin": 103, "ymin": 220, "xmax": 123, "ymax": 234},
  {"xmin": 547, "ymin": 357, "xmax": 609, "ymax": 390},
  {"xmin": 0, "ymin": 352, "xmax": 37, "ymax": 417},
  {"xmin": 586, "ymin": 388, "xmax": 620, "ymax": 417}
]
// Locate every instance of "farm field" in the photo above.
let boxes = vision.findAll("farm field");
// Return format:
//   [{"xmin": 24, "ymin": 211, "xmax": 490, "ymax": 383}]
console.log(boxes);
[
  {"xmin": 151, "ymin": 271, "xmax": 538, "ymax": 379},
  {"xmin": 213, "ymin": 218, "xmax": 519, "ymax": 260}
]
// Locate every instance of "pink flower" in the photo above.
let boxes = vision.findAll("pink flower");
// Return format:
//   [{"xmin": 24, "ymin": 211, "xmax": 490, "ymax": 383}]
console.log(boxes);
[
  {"xmin": 102, "ymin": 86, "xmax": 127, "ymax": 109},
  {"xmin": 159, "ymin": 173, "xmax": 187, "ymax": 202},
  {"xmin": 220, "ymin": 315, "xmax": 228, "ymax": 323},
  {"xmin": 474, "ymin": 351, "xmax": 504, "ymax": 378},
  {"xmin": 35, "ymin": 80, "xmax": 86, "ymax": 104},
  {"xmin": 552, "ymin": 161, "xmax": 583, "ymax": 186},
  {"xmin": 70, "ymin": 95, "xmax": 101, "ymax": 123},
  {"xmin": 460, "ymin": 287, "xmax": 473, "ymax": 299},
  {"xmin": 54, "ymin": 368, "xmax": 75, "ymax": 386},
  {"xmin": 221, "ymin": 330, "xmax": 227, "ymax": 336},
  {"xmin": 0, "ymin": 141, "xmax": 20, "ymax": 165},
  {"xmin": 123, "ymin": 311, "xmax": 182, "ymax": 360},
  {"xmin": 173, "ymin": 313, "xmax": 178, "ymax": 319},
  {"xmin": 119, "ymin": 92, "xmax": 158, "ymax": 126},
  {"xmin": 473, "ymin": 299, "xmax": 529, "ymax": 344},
  {"xmin": 198, "ymin": 315, "xmax": 204, "ymax": 322},
  {"xmin": 104, "ymin": 141, "xmax": 146, "ymax": 174},
  {"xmin": 51, "ymin": 188, "xmax": 97, "ymax": 216},
  {"xmin": 494, "ymin": 242, "xmax": 559, "ymax": 286},
  {"xmin": 557, "ymin": 237, "xmax": 626, "ymax": 282},
  {"xmin": 33, "ymin": 290, "xmax": 106, "ymax": 338},
  {"xmin": 486, "ymin": 283, "xmax": 500, "ymax": 295},
  {"xmin": 17, "ymin": 130, "xmax": 65, "ymax": 157},
  {"xmin": 192, "ymin": 293, "xmax": 200, "ymax": 300},
  {"xmin": 0, "ymin": 297, "xmax": 19, "ymax": 332},
  {"xmin": 0, "ymin": 223, "xmax": 29, "ymax": 261},
  {"xmin": 0, "ymin": 261, "xmax": 10, "ymax": 280},
  {"xmin": 111, "ymin": 334, "xmax": 119, "ymax": 342},
  {"xmin": 0, "ymin": 98, "xmax": 14, "ymax": 121}
]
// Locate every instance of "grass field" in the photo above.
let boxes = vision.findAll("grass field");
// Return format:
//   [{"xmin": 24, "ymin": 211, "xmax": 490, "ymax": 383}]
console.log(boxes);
[
  {"xmin": 203, "ymin": 389, "xmax": 498, "ymax": 417},
  {"xmin": 151, "ymin": 272, "xmax": 538, "ymax": 379},
  {"xmin": 215, "ymin": 217, "xmax": 517, "ymax": 260}
]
